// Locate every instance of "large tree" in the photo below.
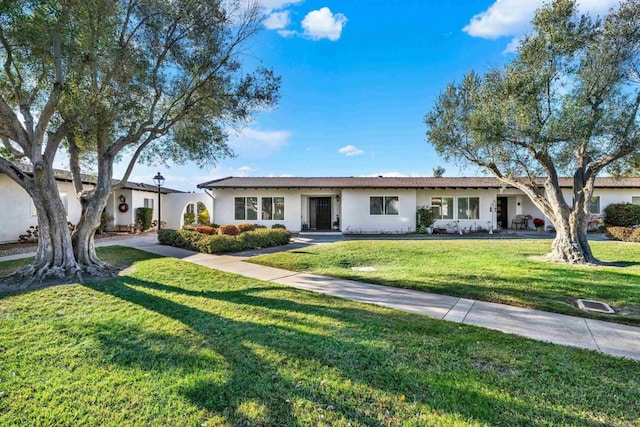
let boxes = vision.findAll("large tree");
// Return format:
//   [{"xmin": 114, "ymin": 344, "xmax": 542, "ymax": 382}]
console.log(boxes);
[
  {"xmin": 0, "ymin": 0, "xmax": 279, "ymax": 285},
  {"xmin": 426, "ymin": 0, "xmax": 640, "ymax": 264}
]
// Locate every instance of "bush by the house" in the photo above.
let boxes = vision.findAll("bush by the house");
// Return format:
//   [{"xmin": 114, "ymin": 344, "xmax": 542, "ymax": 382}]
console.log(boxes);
[
  {"xmin": 158, "ymin": 228, "xmax": 291, "ymax": 254},
  {"xmin": 237, "ymin": 223, "xmax": 256, "ymax": 233},
  {"xmin": 19, "ymin": 222, "xmax": 75, "ymax": 242},
  {"xmin": 183, "ymin": 212, "xmax": 196, "ymax": 226},
  {"xmin": 606, "ymin": 226, "xmax": 640, "ymax": 243},
  {"xmin": 195, "ymin": 225, "xmax": 217, "ymax": 235},
  {"xmin": 604, "ymin": 203, "xmax": 640, "ymax": 227},
  {"xmin": 136, "ymin": 207, "xmax": 153, "ymax": 232},
  {"xmin": 218, "ymin": 224, "xmax": 240, "ymax": 236},
  {"xmin": 253, "ymin": 224, "xmax": 267, "ymax": 229},
  {"xmin": 272, "ymin": 224, "xmax": 286, "ymax": 229},
  {"xmin": 97, "ymin": 211, "xmax": 113, "ymax": 235},
  {"xmin": 533, "ymin": 218, "xmax": 545, "ymax": 228},
  {"xmin": 416, "ymin": 206, "xmax": 435, "ymax": 229}
]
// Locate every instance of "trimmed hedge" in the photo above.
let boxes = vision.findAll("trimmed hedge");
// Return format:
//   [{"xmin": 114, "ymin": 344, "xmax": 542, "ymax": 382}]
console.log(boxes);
[
  {"xmin": 606, "ymin": 226, "xmax": 640, "ymax": 243},
  {"xmin": 604, "ymin": 203, "xmax": 640, "ymax": 227},
  {"xmin": 195, "ymin": 226, "xmax": 217, "ymax": 235},
  {"xmin": 218, "ymin": 224, "xmax": 240, "ymax": 236},
  {"xmin": 136, "ymin": 207, "xmax": 153, "ymax": 232},
  {"xmin": 237, "ymin": 223, "xmax": 256, "ymax": 233},
  {"xmin": 158, "ymin": 228, "xmax": 291, "ymax": 254}
]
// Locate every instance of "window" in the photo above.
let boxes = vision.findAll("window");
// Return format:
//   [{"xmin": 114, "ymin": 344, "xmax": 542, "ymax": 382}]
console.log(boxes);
[
  {"xmin": 144, "ymin": 198, "xmax": 154, "ymax": 209},
  {"xmin": 458, "ymin": 197, "xmax": 479, "ymax": 220},
  {"xmin": 431, "ymin": 196, "xmax": 453, "ymax": 219},
  {"xmin": 370, "ymin": 196, "xmax": 399, "ymax": 215},
  {"xmin": 632, "ymin": 196, "xmax": 640, "ymax": 206},
  {"xmin": 260, "ymin": 197, "xmax": 285, "ymax": 221},
  {"xmin": 234, "ymin": 197, "xmax": 257, "ymax": 220},
  {"xmin": 589, "ymin": 196, "xmax": 600, "ymax": 214}
]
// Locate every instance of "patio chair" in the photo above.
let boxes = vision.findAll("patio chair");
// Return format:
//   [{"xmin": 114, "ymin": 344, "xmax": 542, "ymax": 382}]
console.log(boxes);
[{"xmin": 511, "ymin": 215, "xmax": 527, "ymax": 230}]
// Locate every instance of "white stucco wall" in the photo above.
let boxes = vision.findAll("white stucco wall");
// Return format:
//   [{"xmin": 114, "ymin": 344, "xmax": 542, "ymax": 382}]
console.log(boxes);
[
  {"xmin": 341, "ymin": 189, "xmax": 417, "ymax": 233},
  {"xmin": 0, "ymin": 175, "xmax": 91, "ymax": 243},
  {"xmin": 417, "ymin": 188, "xmax": 497, "ymax": 231},
  {"xmin": 162, "ymin": 192, "xmax": 213, "ymax": 229},
  {"xmin": 211, "ymin": 189, "xmax": 303, "ymax": 231}
]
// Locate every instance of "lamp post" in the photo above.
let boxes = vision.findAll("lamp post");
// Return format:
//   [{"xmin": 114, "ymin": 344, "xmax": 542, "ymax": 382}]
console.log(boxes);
[{"xmin": 153, "ymin": 172, "xmax": 165, "ymax": 233}]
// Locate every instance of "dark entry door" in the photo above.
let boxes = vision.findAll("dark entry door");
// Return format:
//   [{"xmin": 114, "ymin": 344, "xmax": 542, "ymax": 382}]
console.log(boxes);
[
  {"xmin": 496, "ymin": 197, "xmax": 508, "ymax": 229},
  {"xmin": 310, "ymin": 197, "xmax": 332, "ymax": 230}
]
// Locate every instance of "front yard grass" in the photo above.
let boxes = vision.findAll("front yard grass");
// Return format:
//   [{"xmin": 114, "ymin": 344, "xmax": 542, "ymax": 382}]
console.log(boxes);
[
  {"xmin": 250, "ymin": 239, "xmax": 640, "ymax": 325},
  {"xmin": 1, "ymin": 247, "xmax": 639, "ymax": 425}
]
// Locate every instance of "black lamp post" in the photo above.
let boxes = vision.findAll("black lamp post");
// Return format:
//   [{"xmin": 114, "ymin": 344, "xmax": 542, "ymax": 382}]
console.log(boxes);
[{"xmin": 153, "ymin": 172, "xmax": 165, "ymax": 232}]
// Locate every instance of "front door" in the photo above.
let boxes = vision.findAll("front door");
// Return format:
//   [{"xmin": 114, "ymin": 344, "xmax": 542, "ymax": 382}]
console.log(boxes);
[
  {"xmin": 496, "ymin": 197, "xmax": 508, "ymax": 229},
  {"xmin": 309, "ymin": 197, "xmax": 332, "ymax": 230}
]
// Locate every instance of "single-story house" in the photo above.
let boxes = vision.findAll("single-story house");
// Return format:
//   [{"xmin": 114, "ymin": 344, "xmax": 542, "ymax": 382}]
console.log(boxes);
[
  {"xmin": 0, "ymin": 163, "xmax": 212, "ymax": 243},
  {"xmin": 197, "ymin": 176, "xmax": 640, "ymax": 234}
]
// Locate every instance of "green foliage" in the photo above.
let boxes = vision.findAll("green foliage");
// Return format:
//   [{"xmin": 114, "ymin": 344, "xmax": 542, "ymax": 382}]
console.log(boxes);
[
  {"xmin": 197, "ymin": 209, "xmax": 210, "ymax": 226},
  {"xmin": 604, "ymin": 203, "xmax": 640, "ymax": 227},
  {"xmin": 183, "ymin": 212, "xmax": 196, "ymax": 226},
  {"xmin": 432, "ymin": 166, "xmax": 445, "ymax": 177},
  {"xmin": 237, "ymin": 223, "xmax": 256, "ymax": 233},
  {"xmin": 272, "ymin": 224, "xmax": 286, "ymax": 229},
  {"xmin": 136, "ymin": 208, "xmax": 153, "ymax": 232},
  {"xmin": 195, "ymin": 226, "xmax": 217, "ymax": 235},
  {"xmin": 158, "ymin": 228, "xmax": 291, "ymax": 254},
  {"xmin": 416, "ymin": 206, "xmax": 435, "ymax": 229}
]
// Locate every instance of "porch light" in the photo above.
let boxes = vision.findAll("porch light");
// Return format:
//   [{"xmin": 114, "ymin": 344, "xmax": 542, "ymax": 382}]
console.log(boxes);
[{"xmin": 336, "ymin": 194, "xmax": 340, "ymax": 202}]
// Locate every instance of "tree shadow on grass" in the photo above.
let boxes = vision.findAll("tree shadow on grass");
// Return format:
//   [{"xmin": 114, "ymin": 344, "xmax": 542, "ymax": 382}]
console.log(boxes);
[{"xmin": 82, "ymin": 275, "xmax": 634, "ymax": 426}]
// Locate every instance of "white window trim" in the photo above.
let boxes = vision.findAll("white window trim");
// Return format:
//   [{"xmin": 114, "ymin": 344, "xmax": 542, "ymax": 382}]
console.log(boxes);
[
  {"xmin": 369, "ymin": 196, "xmax": 399, "ymax": 216},
  {"xmin": 457, "ymin": 196, "xmax": 480, "ymax": 220},
  {"xmin": 430, "ymin": 196, "xmax": 454, "ymax": 220}
]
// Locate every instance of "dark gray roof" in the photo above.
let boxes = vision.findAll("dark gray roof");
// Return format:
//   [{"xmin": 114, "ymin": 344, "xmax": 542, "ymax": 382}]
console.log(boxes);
[
  {"xmin": 9, "ymin": 162, "xmax": 183, "ymax": 194},
  {"xmin": 198, "ymin": 176, "xmax": 640, "ymax": 189}
]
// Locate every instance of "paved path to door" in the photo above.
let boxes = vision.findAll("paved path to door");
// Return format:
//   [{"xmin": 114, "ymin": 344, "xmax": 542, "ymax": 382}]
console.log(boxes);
[
  {"xmin": 3, "ymin": 234, "xmax": 639, "ymax": 360},
  {"xmin": 113, "ymin": 235, "xmax": 640, "ymax": 361}
]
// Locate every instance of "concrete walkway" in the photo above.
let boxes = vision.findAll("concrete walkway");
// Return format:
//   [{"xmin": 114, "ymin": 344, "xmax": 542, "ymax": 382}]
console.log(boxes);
[{"xmin": 3, "ymin": 234, "xmax": 639, "ymax": 360}]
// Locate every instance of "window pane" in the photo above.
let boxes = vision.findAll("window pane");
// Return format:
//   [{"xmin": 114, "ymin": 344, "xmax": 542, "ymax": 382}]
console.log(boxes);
[
  {"xmin": 274, "ymin": 197, "xmax": 285, "ymax": 220},
  {"xmin": 234, "ymin": 197, "xmax": 246, "ymax": 220},
  {"xmin": 589, "ymin": 196, "xmax": 600, "ymax": 214},
  {"xmin": 458, "ymin": 197, "xmax": 469, "ymax": 220},
  {"xmin": 431, "ymin": 197, "xmax": 442, "ymax": 219},
  {"xmin": 385, "ymin": 196, "xmax": 399, "ymax": 215},
  {"xmin": 469, "ymin": 197, "xmax": 479, "ymax": 220},
  {"xmin": 442, "ymin": 197, "xmax": 454, "ymax": 219},
  {"xmin": 262, "ymin": 197, "xmax": 273, "ymax": 220},
  {"xmin": 247, "ymin": 197, "xmax": 258, "ymax": 220},
  {"xmin": 632, "ymin": 196, "xmax": 640, "ymax": 206},
  {"xmin": 370, "ymin": 197, "xmax": 383, "ymax": 215}
]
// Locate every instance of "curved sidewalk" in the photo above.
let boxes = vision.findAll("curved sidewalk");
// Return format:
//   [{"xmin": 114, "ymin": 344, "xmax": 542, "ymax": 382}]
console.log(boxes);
[
  {"xmin": 114, "ymin": 236, "xmax": 640, "ymax": 361},
  {"xmin": 3, "ymin": 235, "xmax": 638, "ymax": 361}
]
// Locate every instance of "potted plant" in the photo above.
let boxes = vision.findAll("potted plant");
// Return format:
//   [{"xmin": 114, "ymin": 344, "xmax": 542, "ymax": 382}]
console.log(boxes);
[
  {"xmin": 332, "ymin": 215, "xmax": 340, "ymax": 230},
  {"xmin": 301, "ymin": 222, "xmax": 309, "ymax": 231},
  {"xmin": 533, "ymin": 217, "xmax": 545, "ymax": 231}
]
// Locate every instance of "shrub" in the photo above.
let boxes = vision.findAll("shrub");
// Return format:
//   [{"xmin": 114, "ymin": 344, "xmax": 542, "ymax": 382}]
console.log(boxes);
[
  {"xmin": 237, "ymin": 223, "xmax": 256, "ymax": 233},
  {"xmin": 606, "ymin": 226, "xmax": 640, "ymax": 242},
  {"xmin": 210, "ymin": 223, "xmax": 220, "ymax": 228},
  {"xmin": 183, "ymin": 212, "xmax": 196, "ymax": 226},
  {"xmin": 97, "ymin": 211, "xmax": 113, "ymax": 235},
  {"xmin": 416, "ymin": 206, "xmax": 435, "ymax": 229},
  {"xmin": 136, "ymin": 207, "xmax": 153, "ymax": 232},
  {"xmin": 195, "ymin": 226, "xmax": 217, "ymax": 235},
  {"xmin": 253, "ymin": 224, "xmax": 267, "ymax": 229},
  {"xmin": 604, "ymin": 203, "xmax": 640, "ymax": 227},
  {"xmin": 218, "ymin": 224, "xmax": 240, "ymax": 236},
  {"xmin": 272, "ymin": 224, "xmax": 286, "ymax": 229},
  {"xmin": 533, "ymin": 218, "xmax": 545, "ymax": 228},
  {"xmin": 197, "ymin": 203, "xmax": 210, "ymax": 226},
  {"xmin": 158, "ymin": 228, "xmax": 291, "ymax": 254}
]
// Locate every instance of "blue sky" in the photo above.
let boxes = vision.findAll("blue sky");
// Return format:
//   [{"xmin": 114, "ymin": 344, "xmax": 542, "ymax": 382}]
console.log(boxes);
[{"xmin": 116, "ymin": 0, "xmax": 619, "ymax": 191}]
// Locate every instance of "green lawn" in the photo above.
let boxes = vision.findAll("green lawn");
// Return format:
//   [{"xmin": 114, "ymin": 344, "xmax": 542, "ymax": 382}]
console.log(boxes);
[
  {"xmin": 1, "ymin": 247, "xmax": 640, "ymax": 425},
  {"xmin": 250, "ymin": 239, "xmax": 640, "ymax": 325}
]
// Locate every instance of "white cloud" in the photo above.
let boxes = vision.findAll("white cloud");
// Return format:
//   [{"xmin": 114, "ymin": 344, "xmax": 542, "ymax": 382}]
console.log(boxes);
[
  {"xmin": 277, "ymin": 29, "xmax": 298, "ymax": 38},
  {"xmin": 338, "ymin": 145, "xmax": 364, "ymax": 156},
  {"xmin": 264, "ymin": 10, "xmax": 290, "ymax": 29},
  {"xmin": 227, "ymin": 127, "xmax": 291, "ymax": 159},
  {"xmin": 301, "ymin": 7, "xmax": 347, "ymax": 41},
  {"xmin": 260, "ymin": 0, "xmax": 303, "ymax": 10},
  {"xmin": 464, "ymin": 0, "xmax": 620, "ymax": 43}
]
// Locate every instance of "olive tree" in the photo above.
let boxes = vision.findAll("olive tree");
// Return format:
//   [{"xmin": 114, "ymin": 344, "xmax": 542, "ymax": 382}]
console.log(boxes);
[
  {"xmin": 0, "ymin": 0, "xmax": 279, "ymax": 284},
  {"xmin": 426, "ymin": 0, "xmax": 640, "ymax": 264}
]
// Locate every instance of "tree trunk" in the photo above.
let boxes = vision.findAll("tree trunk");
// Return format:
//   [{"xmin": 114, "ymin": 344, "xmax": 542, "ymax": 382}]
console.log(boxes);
[
  {"xmin": 548, "ymin": 207, "xmax": 598, "ymax": 264},
  {"xmin": 4, "ymin": 166, "xmax": 82, "ymax": 287}
]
